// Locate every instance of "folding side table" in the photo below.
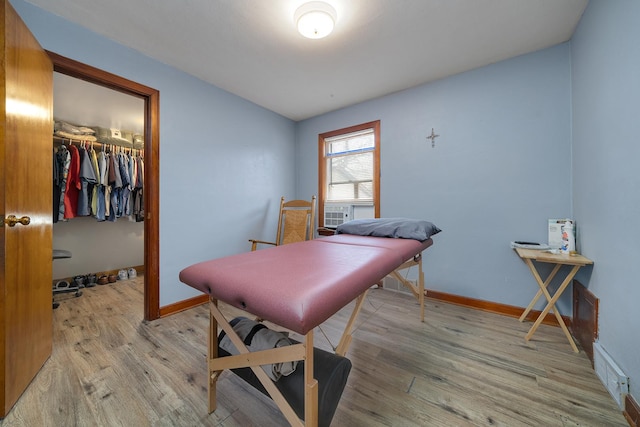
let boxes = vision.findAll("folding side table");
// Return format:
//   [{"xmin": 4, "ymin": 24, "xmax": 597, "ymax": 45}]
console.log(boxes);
[{"xmin": 514, "ymin": 247, "xmax": 593, "ymax": 353}]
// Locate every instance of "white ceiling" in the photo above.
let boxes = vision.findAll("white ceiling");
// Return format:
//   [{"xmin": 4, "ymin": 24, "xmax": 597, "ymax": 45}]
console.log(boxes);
[{"xmin": 27, "ymin": 0, "xmax": 588, "ymax": 122}]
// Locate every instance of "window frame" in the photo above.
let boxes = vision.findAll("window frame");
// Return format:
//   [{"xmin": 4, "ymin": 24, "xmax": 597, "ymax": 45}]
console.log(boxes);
[{"xmin": 318, "ymin": 120, "xmax": 380, "ymax": 228}]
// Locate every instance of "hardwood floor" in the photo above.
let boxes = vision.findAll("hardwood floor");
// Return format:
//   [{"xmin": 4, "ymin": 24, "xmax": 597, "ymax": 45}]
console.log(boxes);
[{"xmin": 0, "ymin": 276, "xmax": 628, "ymax": 426}]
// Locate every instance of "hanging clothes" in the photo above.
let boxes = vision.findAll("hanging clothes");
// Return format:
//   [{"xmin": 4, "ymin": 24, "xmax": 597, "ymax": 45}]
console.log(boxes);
[
  {"xmin": 90, "ymin": 146, "xmax": 100, "ymax": 217},
  {"xmin": 95, "ymin": 150, "xmax": 108, "ymax": 221},
  {"xmin": 104, "ymin": 151, "xmax": 112, "ymax": 220},
  {"xmin": 132, "ymin": 154, "xmax": 145, "ymax": 222},
  {"xmin": 56, "ymin": 145, "xmax": 71, "ymax": 221},
  {"xmin": 63, "ymin": 144, "xmax": 81, "ymax": 219},
  {"xmin": 53, "ymin": 145, "xmax": 70, "ymax": 223},
  {"xmin": 118, "ymin": 152, "xmax": 131, "ymax": 218},
  {"xmin": 52, "ymin": 149, "xmax": 58, "ymax": 221},
  {"xmin": 77, "ymin": 146, "xmax": 98, "ymax": 216},
  {"xmin": 127, "ymin": 152, "xmax": 136, "ymax": 219},
  {"xmin": 107, "ymin": 150, "xmax": 118, "ymax": 221},
  {"xmin": 133, "ymin": 189, "xmax": 144, "ymax": 222},
  {"xmin": 137, "ymin": 154, "xmax": 144, "ymax": 188},
  {"xmin": 53, "ymin": 138, "xmax": 144, "ymax": 223}
]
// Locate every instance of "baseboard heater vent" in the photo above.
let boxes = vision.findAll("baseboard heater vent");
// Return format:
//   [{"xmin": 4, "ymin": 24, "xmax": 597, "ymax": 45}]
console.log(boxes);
[{"xmin": 593, "ymin": 341, "xmax": 628, "ymax": 409}]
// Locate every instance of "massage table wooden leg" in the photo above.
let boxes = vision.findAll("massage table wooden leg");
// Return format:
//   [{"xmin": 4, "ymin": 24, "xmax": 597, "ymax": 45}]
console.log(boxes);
[
  {"xmin": 419, "ymin": 256, "xmax": 425, "ymax": 322},
  {"xmin": 305, "ymin": 331, "xmax": 318, "ymax": 427},
  {"xmin": 207, "ymin": 299, "xmax": 318, "ymax": 426},
  {"xmin": 389, "ymin": 254, "xmax": 426, "ymax": 322},
  {"xmin": 208, "ymin": 299, "xmax": 219, "ymax": 414},
  {"xmin": 335, "ymin": 290, "xmax": 369, "ymax": 357}
]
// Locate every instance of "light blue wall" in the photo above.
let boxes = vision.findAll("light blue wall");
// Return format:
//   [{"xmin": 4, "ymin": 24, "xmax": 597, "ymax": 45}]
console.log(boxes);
[
  {"xmin": 297, "ymin": 44, "xmax": 574, "ymax": 309},
  {"xmin": 11, "ymin": 0, "xmax": 297, "ymax": 306},
  {"xmin": 571, "ymin": 0, "xmax": 640, "ymax": 405}
]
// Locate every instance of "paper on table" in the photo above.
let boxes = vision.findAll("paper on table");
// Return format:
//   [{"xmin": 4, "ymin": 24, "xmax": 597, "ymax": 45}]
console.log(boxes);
[{"xmin": 510, "ymin": 241, "xmax": 552, "ymax": 250}]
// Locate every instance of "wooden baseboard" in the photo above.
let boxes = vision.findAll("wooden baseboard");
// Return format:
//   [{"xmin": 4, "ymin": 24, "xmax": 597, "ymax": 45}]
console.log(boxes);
[
  {"xmin": 159, "ymin": 294, "xmax": 208, "ymax": 317},
  {"xmin": 426, "ymin": 289, "xmax": 571, "ymax": 327},
  {"xmin": 625, "ymin": 394, "xmax": 640, "ymax": 427}
]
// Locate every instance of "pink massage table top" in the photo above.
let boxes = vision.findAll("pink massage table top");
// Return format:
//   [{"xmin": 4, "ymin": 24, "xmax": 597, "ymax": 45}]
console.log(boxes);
[
  {"xmin": 179, "ymin": 235, "xmax": 433, "ymax": 335},
  {"xmin": 316, "ymin": 234, "xmax": 432, "ymax": 262}
]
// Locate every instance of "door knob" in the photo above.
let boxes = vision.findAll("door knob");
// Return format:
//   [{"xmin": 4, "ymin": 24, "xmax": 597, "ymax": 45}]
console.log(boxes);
[{"xmin": 3, "ymin": 215, "xmax": 31, "ymax": 227}]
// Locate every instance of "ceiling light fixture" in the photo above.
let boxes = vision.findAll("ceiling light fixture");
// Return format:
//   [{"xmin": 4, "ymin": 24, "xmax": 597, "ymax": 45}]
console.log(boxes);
[{"xmin": 294, "ymin": 1, "xmax": 337, "ymax": 39}]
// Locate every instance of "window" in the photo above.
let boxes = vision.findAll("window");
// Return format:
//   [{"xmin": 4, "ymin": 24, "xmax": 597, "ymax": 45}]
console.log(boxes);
[{"xmin": 318, "ymin": 120, "xmax": 380, "ymax": 228}]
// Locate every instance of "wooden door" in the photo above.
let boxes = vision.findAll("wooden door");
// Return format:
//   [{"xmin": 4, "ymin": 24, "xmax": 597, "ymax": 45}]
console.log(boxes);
[{"xmin": 1, "ymin": 0, "xmax": 53, "ymax": 417}]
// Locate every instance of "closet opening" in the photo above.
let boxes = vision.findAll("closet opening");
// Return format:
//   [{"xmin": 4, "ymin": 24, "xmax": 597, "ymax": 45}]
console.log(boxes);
[{"xmin": 48, "ymin": 51, "xmax": 160, "ymax": 321}]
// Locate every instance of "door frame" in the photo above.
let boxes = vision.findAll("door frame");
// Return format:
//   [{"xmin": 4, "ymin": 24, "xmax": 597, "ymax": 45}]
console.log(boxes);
[{"xmin": 47, "ymin": 51, "xmax": 160, "ymax": 321}]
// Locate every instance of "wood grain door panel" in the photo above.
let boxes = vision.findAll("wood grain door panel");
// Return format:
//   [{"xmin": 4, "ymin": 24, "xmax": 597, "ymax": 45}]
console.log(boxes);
[{"xmin": 1, "ymin": 0, "xmax": 53, "ymax": 416}]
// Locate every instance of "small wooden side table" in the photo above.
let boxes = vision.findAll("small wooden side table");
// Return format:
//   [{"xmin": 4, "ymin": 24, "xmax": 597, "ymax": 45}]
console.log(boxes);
[
  {"xmin": 514, "ymin": 248, "xmax": 593, "ymax": 352},
  {"xmin": 317, "ymin": 227, "xmax": 336, "ymax": 236}
]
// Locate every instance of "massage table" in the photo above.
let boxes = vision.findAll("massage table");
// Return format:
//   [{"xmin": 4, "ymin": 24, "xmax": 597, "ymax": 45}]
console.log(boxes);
[{"xmin": 179, "ymin": 222, "xmax": 437, "ymax": 426}]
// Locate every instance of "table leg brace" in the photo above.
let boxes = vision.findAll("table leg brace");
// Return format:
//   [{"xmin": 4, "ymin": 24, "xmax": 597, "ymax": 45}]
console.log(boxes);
[
  {"xmin": 389, "ymin": 254, "xmax": 426, "ymax": 322},
  {"xmin": 207, "ymin": 298, "xmax": 318, "ymax": 426},
  {"xmin": 335, "ymin": 290, "xmax": 368, "ymax": 357},
  {"xmin": 523, "ymin": 263, "xmax": 581, "ymax": 353},
  {"xmin": 518, "ymin": 263, "xmax": 562, "ymax": 322}
]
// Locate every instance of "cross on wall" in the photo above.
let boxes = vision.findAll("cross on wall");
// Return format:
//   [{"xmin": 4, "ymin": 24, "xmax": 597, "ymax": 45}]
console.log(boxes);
[{"xmin": 426, "ymin": 128, "xmax": 440, "ymax": 148}]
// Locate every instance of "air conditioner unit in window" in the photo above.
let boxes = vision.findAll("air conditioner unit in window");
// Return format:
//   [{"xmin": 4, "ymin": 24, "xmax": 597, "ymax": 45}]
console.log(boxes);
[{"xmin": 324, "ymin": 204, "xmax": 353, "ymax": 228}]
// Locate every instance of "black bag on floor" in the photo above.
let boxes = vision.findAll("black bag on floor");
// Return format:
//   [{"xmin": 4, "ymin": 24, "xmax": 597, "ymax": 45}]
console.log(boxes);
[{"xmin": 218, "ymin": 317, "xmax": 351, "ymax": 427}]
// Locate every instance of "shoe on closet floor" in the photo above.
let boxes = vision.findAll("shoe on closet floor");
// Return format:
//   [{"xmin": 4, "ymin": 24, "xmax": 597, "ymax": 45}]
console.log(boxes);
[
  {"xmin": 118, "ymin": 269, "xmax": 128, "ymax": 281},
  {"xmin": 53, "ymin": 280, "xmax": 71, "ymax": 290},
  {"xmin": 73, "ymin": 275, "xmax": 85, "ymax": 288},
  {"xmin": 85, "ymin": 274, "xmax": 97, "ymax": 288},
  {"xmin": 97, "ymin": 275, "xmax": 109, "ymax": 285},
  {"xmin": 127, "ymin": 268, "xmax": 137, "ymax": 279}
]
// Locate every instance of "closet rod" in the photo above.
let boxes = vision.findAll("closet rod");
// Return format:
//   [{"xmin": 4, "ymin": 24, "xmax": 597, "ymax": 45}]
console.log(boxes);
[{"xmin": 53, "ymin": 135, "xmax": 144, "ymax": 156}]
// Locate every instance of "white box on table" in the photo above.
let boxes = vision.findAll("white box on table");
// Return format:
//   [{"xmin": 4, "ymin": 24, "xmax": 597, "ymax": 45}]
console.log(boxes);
[{"xmin": 548, "ymin": 218, "xmax": 574, "ymax": 249}]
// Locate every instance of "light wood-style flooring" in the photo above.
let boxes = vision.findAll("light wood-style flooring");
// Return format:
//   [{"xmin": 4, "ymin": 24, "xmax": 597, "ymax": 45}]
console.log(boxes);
[{"xmin": 0, "ymin": 276, "xmax": 628, "ymax": 426}]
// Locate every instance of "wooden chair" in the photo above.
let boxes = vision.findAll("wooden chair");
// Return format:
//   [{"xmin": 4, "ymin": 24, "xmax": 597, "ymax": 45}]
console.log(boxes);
[{"xmin": 249, "ymin": 196, "xmax": 317, "ymax": 251}]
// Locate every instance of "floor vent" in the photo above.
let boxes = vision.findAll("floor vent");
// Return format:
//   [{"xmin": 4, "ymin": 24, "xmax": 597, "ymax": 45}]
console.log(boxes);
[
  {"xmin": 571, "ymin": 280, "xmax": 598, "ymax": 363},
  {"xmin": 593, "ymin": 341, "xmax": 628, "ymax": 409}
]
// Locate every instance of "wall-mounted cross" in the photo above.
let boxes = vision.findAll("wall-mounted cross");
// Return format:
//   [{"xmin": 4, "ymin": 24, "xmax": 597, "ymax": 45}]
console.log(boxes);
[{"xmin": 426, "ymin": 128, "xmax": 440, "ymax": 148}]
